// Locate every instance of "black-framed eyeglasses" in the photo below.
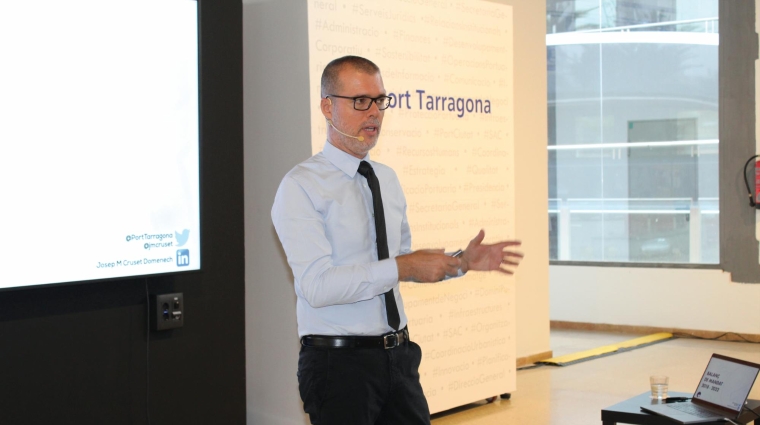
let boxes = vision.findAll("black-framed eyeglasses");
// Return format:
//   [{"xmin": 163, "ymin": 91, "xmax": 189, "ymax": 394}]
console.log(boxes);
[{"xmin": 326, "ymin": 94, "xmax": 392, "ymax": 111}]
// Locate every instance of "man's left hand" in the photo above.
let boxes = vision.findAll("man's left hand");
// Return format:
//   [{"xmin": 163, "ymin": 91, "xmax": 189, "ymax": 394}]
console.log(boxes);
[{"xmin": 460, "ymin": 229, "xmax": 523, "ymax": 274}]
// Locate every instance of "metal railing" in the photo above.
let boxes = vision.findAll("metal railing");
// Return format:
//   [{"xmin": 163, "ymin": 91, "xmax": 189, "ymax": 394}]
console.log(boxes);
[
  {"xmin": 548, "ymin": 197, "xmax": 718, "ymax": 263},
  {"xmin": 576, "ymin": 17, "xmax": 718, "ymax": 34}
]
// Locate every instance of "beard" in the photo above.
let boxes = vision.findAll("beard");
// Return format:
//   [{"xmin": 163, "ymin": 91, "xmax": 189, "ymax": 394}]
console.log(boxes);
[{"xmin": 329, "ymin": 116, "xmax": 381, "ymax": 158}]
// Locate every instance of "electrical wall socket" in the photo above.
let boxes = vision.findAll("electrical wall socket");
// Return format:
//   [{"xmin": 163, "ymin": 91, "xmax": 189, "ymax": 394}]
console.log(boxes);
[{"xmin": 151, "ymin": 293, "xmax": 184, "ymax": 331}]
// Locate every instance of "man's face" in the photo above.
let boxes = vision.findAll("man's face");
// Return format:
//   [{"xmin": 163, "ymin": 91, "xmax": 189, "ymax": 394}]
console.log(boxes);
[{"xmin": 321, "ymin": 67, "xmax": 385, "ymax": 159}]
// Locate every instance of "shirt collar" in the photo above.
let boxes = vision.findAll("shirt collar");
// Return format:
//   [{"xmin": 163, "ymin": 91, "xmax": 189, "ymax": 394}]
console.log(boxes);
[{"xmin": 323, "ymin": 140, "xmax": 370, "ymax": 178}]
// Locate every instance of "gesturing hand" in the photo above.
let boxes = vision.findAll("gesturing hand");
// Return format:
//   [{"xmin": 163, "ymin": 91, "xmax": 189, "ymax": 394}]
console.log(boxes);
[
  {"xmin": 396, "ymin": 249, "xmax": 461, "ymax": 283},
  {"xmin": 460, "ymin": 229, "xmax": 523, "ymax": 275}
]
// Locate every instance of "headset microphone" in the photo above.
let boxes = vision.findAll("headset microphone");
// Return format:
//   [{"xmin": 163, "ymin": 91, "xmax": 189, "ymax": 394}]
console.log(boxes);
[{"xmin": 327, "ymin": 120, "xmax": 365, "ymax": 142}]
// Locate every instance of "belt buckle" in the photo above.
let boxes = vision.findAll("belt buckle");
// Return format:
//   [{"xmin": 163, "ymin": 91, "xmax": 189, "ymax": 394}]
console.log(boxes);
[{"xmin": 383, "ymin": 333, "xmax": 398, "ymax": 349}]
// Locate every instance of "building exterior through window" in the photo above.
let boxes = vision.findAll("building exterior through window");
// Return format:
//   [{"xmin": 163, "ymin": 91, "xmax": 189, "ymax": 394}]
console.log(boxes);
[{"xmin": 547, "ymin": 0, "xmax": 719, "ymax": 264}]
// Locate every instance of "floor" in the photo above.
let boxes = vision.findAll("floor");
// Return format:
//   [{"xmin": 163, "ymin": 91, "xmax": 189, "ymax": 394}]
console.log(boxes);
[{"xmin": 430, "ymin": 329, "xmax": 760, "ymax": 425}]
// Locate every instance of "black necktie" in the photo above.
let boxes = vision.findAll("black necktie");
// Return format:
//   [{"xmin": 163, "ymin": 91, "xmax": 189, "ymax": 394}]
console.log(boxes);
[{"xmin": 357, "ymin": 160, "xmax": 401, "ymax": 331}]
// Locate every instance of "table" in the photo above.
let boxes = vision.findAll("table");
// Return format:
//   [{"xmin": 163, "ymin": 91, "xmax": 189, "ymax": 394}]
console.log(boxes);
[{"xmin": 602, "ymin": 392, "xmax": 760, "ymax": 425}]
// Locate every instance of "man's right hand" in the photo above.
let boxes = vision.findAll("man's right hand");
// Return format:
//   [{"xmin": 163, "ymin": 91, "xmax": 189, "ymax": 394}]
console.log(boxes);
[{"xmin": 396, "ymin": 249, "xmax": 461, "ymax": 283}]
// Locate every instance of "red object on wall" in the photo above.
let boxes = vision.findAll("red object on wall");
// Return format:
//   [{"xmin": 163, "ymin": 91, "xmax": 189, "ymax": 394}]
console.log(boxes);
[{"xmin": 755, "ymin": 160, "xmax": 760, "ymax": 205}]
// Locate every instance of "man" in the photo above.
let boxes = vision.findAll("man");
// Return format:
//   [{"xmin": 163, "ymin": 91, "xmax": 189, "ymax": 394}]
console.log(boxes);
[{"xmin": 272, "ymin": 55, "xmax": 522, "ymax": 425}]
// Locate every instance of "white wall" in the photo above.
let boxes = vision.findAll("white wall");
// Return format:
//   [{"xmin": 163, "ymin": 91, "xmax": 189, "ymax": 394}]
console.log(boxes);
[
  {"xmin": 243, "ymin": 1, "xmax": 311, "ymax": 424},
  {"xmin": 510, "ymin": 0, "xmax": 551, "ymax": 360},
  {"xmin": 243, "ymin": 1, "xmax": 549, "ymax": 424},
  {"xmin": 551, "ymin": 266, "xmax": 760, "ymax": 334}
]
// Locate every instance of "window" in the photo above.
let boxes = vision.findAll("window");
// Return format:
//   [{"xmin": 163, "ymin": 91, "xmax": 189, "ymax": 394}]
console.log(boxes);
[{"xmin": 547, "ymin": 0, "xmax": 719, "ymax": 264}]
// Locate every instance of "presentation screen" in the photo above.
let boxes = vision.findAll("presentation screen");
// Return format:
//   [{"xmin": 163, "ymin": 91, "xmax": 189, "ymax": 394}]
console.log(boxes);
[{"xmin": 0, "ymin": 1, "xmax": 200, "ymax": 290}]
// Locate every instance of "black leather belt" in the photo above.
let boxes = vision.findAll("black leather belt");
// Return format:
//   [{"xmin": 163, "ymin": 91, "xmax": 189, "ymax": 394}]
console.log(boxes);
[{"xmin": 301, "ymin": 327, "xmax": 409, "ymax": 349}]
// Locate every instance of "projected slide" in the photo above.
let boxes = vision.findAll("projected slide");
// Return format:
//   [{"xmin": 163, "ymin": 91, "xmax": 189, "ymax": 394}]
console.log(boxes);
[
  {"xmin": 308, "ymin": 0, "xmax": 515, "ymax": 413},
  {"xmin": 0, "ymin": 1, "xmax": 200, "ymax": 289}
]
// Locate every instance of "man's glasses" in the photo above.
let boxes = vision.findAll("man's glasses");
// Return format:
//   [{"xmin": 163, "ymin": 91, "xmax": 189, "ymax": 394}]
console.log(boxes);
[{"xmin": 326, "ymin": 94, "xmax": 392, "ymax": 111}]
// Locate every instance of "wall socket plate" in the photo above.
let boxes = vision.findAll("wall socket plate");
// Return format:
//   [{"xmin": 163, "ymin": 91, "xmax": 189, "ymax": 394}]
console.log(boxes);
[{"xmin": 151, "ymin": 293, "xmax": 184, "ymax": 331}]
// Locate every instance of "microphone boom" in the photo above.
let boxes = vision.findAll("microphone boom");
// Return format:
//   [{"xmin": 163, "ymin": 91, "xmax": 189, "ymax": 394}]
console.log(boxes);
[{"xmin": 328, "ymin": 120, "xmax": 365, "ymax": 142}]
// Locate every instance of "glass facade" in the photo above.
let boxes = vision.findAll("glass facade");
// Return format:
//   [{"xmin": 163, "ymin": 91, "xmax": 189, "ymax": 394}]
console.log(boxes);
[{"xmin": 547, "ymin": 0, "xmax": 719, "ymax": 264}]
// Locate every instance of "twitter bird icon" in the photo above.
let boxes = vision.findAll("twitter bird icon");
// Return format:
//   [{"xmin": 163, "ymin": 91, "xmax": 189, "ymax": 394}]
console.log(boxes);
[{"xmin": 175, "ymin": 229, "xmax": 190, "ymax": 247}]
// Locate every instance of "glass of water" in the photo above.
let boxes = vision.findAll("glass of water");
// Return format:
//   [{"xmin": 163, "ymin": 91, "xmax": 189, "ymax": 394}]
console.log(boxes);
[{"xmin": 650, "ymin": 375, "xmax": 669, "ymax": 399}]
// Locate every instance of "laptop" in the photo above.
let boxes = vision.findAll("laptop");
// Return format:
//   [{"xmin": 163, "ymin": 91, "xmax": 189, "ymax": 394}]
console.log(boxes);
[{"xmin": 640, "ymin": 353, "xmax": 760, "ymax": 424}]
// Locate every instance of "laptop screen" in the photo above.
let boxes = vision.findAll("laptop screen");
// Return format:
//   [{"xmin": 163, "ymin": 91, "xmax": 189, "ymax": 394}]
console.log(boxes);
[{"xmin": 693, "ymin": 355, "xmax": 760, "ymax": 412}]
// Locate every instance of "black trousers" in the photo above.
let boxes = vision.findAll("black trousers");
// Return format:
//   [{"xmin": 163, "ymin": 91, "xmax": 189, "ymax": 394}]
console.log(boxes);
[{"xmin": 297, "ymin": 339, "xmax": 431, "ymax": 425}]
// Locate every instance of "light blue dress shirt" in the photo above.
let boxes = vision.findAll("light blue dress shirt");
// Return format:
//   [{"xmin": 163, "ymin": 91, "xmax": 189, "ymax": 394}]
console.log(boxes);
[{"xmin": 272, "ymin": 141, "xmax": 411, "ymax": 337}]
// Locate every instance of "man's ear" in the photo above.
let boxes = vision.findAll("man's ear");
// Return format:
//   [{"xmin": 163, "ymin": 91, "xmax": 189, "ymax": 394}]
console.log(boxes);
[{"xmin": 320, "ymin": 97, "xmax": 333, "ymax": 121}]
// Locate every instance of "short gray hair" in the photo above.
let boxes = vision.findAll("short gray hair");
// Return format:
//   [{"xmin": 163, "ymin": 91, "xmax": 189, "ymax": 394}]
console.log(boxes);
[{"xmin": 320, "ymin": 56, "xmax": 381, "ymax": 97}]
